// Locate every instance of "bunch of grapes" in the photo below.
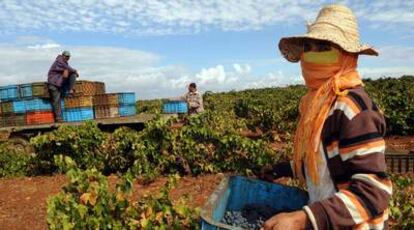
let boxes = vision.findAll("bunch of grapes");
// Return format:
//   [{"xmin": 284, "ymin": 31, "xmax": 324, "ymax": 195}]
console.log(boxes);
[
  {"xmin": 221, "ymin": 204, "xmax": 280, "ymax": 229},
  {"xmin": 222, "ymin": 211, "xmax": 265, "ymax": 229}
]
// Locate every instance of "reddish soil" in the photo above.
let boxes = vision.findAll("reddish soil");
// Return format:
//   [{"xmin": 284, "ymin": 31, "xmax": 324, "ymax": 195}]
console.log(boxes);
[
  {"xmin": 0, "ymin": 174, "xmax": 223, "ymax": 230},
  {"xmin": 0, "ymin": 175, "xmax": 66, "ymax": 230}
]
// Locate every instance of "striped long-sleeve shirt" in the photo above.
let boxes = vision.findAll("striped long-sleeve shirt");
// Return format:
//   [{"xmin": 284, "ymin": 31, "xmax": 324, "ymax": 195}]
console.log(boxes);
[{"xmin": 277, "ymin": 86, "xmax": 392, "ymax": 229}]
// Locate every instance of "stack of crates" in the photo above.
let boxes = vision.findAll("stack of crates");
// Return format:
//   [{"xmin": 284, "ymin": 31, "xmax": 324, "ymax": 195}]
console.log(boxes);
[
  {"xmin": 21, "ymin": 82, "xmax": 54, "ymax": 125},
  {"xmin": 93, "ymin": 92, "xmax": 136, "ymax": 119},
  {"xmin": 63, "ymin": 81, "xmax": 105, "ymax": 122},
  {"xmin": 0, "ymin": 82, "xmax": 53, "ymax": 127},
  {"xmin": 63, "ymin": 96, "xmax": 94, "ymax": 122},
  {"xmin": 0, "ymin": 84, "xmax": 26, "ymax": 127},
  {"xmin": 0, "ymin": 80, "xmax": 138, "ymax": 125},
  {"xmin": 117, "ymin": 93, "xmax": 136, "ymax": 117},
  {"xmin": 25, "ymin": 97, "xmax": 54, "ymax": 125}
]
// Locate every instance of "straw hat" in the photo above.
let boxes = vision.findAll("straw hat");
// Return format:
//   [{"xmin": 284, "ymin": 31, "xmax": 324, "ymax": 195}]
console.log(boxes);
[{"xmin": 278, "ymin": 4, "xmax": 378, "ymax": 62}]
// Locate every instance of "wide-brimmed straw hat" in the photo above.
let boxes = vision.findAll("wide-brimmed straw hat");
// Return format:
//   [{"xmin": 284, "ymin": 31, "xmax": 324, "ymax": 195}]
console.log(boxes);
[{"xmin": 278, "ymin": 4, "xmax": 378, "ymax": 63}]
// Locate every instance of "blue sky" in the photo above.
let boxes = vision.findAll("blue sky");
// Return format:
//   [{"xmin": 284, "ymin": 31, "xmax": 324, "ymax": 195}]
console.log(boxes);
[{"xmin": 0, "ymin": 0, "xmax": 413, "ymax": 99}]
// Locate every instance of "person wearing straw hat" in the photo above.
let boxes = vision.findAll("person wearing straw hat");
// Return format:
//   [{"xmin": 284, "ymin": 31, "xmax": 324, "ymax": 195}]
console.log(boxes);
[{"xmin": 259, "ymin": 4, "xmax": 391, "ymax": 230}]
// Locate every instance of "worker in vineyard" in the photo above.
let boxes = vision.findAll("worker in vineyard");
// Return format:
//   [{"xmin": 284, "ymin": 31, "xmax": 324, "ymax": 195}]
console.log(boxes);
[
  {"xmin": 47, "ymin": 50, "xmax": 79, "ymax": 122},
  {"xmin": 170, "ymin": 82, "xmax": 204, "ymax": 115},
  {"xmin": 260, "ymin": 4, "xmax": 392, "ymax": 230}
]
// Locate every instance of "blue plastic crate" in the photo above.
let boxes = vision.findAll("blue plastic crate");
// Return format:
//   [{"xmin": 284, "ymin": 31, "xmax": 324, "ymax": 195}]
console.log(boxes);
[
  {"xmin": 63, "ymin": 107, "xmax": 94, "ymax": 122},
  {"xmin": 117, "ymin": 92, "xmax": 135, "ymax": 105},
  {"xmin": 25, "ymin": 98, "xmax": 52, "ymax": 111},
  {"xmin": 200, "ymin": 176, "xmax": 309, "ymax": 229},
  {"xmin": 12, "ymin": 100, "xmax": 26, "ymax": 113},
  {"xmin": 20, "ymin": 84, "xmax": 32, "ymax": 98},
  {"xmin": 119, "ymin": 105, "xmax": 136, "ymax": 117},
  {"xmin": 163, "ymin": 101, "xmax": 188, "ymax": 114},
  {"xmin": 0, "ymin": 85, "xmax": 20, "ymax": 101}
]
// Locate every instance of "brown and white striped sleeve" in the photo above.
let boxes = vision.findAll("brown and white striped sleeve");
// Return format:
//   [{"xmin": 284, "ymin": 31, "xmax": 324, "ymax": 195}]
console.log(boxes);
[{"xmin": 303, "ymin": 93, "xmax": 392, "ymax": 230}]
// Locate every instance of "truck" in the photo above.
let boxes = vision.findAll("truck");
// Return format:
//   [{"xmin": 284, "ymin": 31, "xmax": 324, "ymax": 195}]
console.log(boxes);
[{"xmin": 0, "ymin": 113, "xmax": 175, "ymax": 155}]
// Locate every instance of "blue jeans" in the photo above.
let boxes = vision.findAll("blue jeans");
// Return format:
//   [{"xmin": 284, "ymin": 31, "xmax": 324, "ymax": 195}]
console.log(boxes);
[{"xmin": 48, "ymin": 73, "xmax": 77, "ymax": 120}]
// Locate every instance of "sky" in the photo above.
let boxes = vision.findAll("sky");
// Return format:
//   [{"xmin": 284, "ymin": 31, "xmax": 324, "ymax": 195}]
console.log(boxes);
[{"xmin": 0, "ymin": 0, "xmax": 413, "ymax": 99}]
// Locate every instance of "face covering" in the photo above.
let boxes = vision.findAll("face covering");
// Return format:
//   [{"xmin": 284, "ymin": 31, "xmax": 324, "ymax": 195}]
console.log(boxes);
[
  {"xmin": 300, "ymin": 47, "xmax": 347, "ymax": 90},
  {"xmin": 294, "ymin": 49, "xmax": 362, "ymax": 184}
]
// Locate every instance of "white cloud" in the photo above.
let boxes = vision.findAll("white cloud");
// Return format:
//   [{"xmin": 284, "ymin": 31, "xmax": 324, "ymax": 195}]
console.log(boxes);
[
  {"xmin": 0, "ymin": 39, "xmax": 412, "ymax": 99},
  {"xmin": 27, "ymin": 43, "xmax": 61, "ymax": 49},
  {"xmin": 352, "ymin": 0, "xmax": 414, "ymax": 24},
  {"xmin": 359, "ymin": 67, "xmax": 414, "ymax": 79},
  {"xmin": 358, "ymin": 45, "xmax": 414, "ymax": 78},
  {"xmin": 0, "ymin": 43, "xmax": 161, "ymax": 97},
  {"xmin": 189, "ymin": 64, "xmax": 301, "ymax": 92},
  {"xmin": 377, "ymin": 46, "xmax": 414, "ymax": 64},
  {"xmin": 195, "ymin": 65, "xmax": 227, "ymax": 84},
  {"xmin": 0, "ymin": 0, "xmax": 412, "ymax": 35},
  {"xmin": 0, "ymin": 41, "xmax": 303, "ymax": 99},
  {"xmin": 14, "ymin": 36, "xmax": 56, "ymax": 45},
  {"xmin": 233, "ymin": 63, "xmax": 251, "ymax": 74}
]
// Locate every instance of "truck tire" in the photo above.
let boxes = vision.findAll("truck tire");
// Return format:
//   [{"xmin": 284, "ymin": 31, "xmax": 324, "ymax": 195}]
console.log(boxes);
[{"xmin": 7, "ymin": 137, "xmax": 35, "ymax": 156}]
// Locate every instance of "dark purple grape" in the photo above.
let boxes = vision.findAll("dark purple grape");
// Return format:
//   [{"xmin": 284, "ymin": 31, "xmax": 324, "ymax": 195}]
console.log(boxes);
[{"xmin": 221, "ymin": 204, "xmax": 288, "ymax": 230}]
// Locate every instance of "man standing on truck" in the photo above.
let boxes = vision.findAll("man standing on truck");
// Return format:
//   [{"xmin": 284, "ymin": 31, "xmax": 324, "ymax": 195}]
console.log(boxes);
[
  {"xmin": 259, "ymin": 4, "xmax": 392, "ymax": 230},
  {"xmin": 47, "ymin": 51, "xmax": 79, "ymax": 122},
  {"xmin": 169, "ymin": 82, "xmax": 204, "ymax": 115}
]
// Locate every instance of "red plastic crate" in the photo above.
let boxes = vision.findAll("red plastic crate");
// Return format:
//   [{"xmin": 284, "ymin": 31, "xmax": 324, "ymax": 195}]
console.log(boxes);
[{"xmin": 26, "ymin": 111, "xmax": 54, "ymax": 125}]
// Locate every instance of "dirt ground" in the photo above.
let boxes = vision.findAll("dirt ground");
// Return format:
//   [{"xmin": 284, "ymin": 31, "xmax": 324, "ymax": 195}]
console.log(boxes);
[
  {"xmin": 0, "ymin": 174, "xmax": 223, "ymax": 230},
  {"xmin": 0, "ymin": 136, "xmax": 412, "ymax": 230}
]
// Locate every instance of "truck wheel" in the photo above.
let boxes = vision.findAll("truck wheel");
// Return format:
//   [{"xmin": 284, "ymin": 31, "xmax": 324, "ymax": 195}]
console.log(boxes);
[{"xmin": 7, "ymin": 137, "xmax": 35, "ymax": 156}]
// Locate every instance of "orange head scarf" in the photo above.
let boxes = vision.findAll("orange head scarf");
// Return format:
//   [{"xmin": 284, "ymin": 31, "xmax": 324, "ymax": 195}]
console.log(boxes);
[{"xmin": 294, "ymin": 49, "xmax": 363, "ymax": 184}]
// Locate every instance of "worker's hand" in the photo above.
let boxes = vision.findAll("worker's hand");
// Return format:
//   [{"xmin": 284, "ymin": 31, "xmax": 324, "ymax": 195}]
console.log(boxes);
[
  {"xmin": 62, "ymin": 69, "xmax": 69, "ymax": 78},
  {"xmin": 189, "ymin": 102, "xmax": 199, "ymax": 109},
  {"xmin": 261, "ymin": 210, "xmax": 308, "ymax": 230}
]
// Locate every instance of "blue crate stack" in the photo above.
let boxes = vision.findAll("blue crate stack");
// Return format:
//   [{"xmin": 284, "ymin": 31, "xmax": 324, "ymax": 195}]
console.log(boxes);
[
  {"xmin": 62, "ymin": 82, "xmax": 108, "ymax": 122},
  {"xmin": 0, "ymin": 85, "xmax": 24, "ymax": 127},
  {"xmin": 63, "ymin": 107, "xmax": 94, "ymax": 122},
  {"xmin": 62, "ymin": 96, "xmax": 95, "ymax": 122},
  {"xmin": 0, "ymin": 81, "xmax": 139, "ymax": 125},
  {"xmin": 163, "ymin": 101, "xmax": 188, "ymax": 114},
  {"xmin": 117, "ymin": 92, "xmax": 136, "ymax": 117}
]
